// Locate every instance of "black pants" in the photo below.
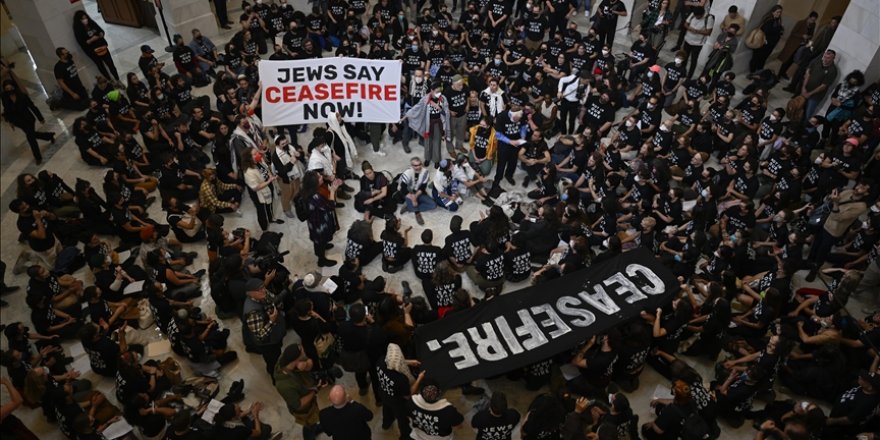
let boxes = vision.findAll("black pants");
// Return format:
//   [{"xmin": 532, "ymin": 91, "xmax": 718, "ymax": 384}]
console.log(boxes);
[
  {"xmin": 213, "ymin": 0, "xmax": 228, "ymax": 25},
  {"xmin": 750, "ymin": 45, "xmax": 775, "ymax": 73},
  {"xmin": 356, "ymin": 241, "xmax": 383, "ymax": 266},
  {"xmin": 559, "ymin": 99, "xmax": 579, "ymax": 134},
  {"xmin": 61, "ymin": 89, "xmax": 89, "ymax": 111},
  {"xmin": 808, "ymin": 228, "xmax": 838, "ymax": 267},
  {"xmin": 261, "ymin": 342, "xmax": 282, "ymax": 381},
  {"xmin": 381, "ymin": 398, "xmax": 411, "ymax": 440},
  {"xmin": 14, "ymin": 120, "xmax": 53, "ymax": 162},
  {"xmin": 597, "ymin": 24, "xmax": 617, "ymax": 49},
  {"xmin": 86, "ymin": 52, "xmax": 119, "ymax": 81},
  {"xmin": 314, "ymin": 241, "xmax": 330, "ymax": 260},
  {"xmin": 684, "ymin": 43, "xmax": 702, "ymax": 79},
  {"xmin": 494, "ymin": 143, "xmax": 519, "ymax": 185}
]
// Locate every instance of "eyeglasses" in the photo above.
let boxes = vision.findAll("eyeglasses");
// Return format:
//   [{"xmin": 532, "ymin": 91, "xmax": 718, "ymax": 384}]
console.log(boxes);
[{"xmin": 411, "ymin": 163, "xmax": 422, "ymax": 169}]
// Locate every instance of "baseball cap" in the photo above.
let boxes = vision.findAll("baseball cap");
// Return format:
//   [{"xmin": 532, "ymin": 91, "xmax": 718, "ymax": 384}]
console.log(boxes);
[
  {"xmin": 278, "ymin": 343, "xmax": 302, "ymax": 367},
  {"xmin": 140, "ymin": 45, "xmax": 154, "ymax": 53},
  {"xmin": 845, "ymin": 137, "xmax": 860, "ymax": 146},
  {"xmin": 649, "ymin": 65, "xmax": 661, "ymax": 73},
  {"xmin": 245, "ymin": 278, "xmax": 264, "ymax": 292}
]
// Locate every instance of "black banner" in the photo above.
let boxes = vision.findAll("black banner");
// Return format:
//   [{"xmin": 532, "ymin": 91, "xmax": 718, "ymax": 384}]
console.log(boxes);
[{"xmin": 414, "ymin": 248, "xmax": 679, "ymax": 388}]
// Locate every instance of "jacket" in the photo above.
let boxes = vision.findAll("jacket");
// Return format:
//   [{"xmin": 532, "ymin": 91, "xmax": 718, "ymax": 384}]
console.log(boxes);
[
  {"xmin": 824, "ymin": 190, "xmax": 868, "ymax": 238},
  {"xmin": 468, "ymin": 125, "xmax": 498, "ymax": 160},
  {"xmin": 1, "ymin": 91, "xmax": 42, "ymax": 127},
  {"xmin": 406, "ymin": 93, "xmax": 451, "ymax": 139}
]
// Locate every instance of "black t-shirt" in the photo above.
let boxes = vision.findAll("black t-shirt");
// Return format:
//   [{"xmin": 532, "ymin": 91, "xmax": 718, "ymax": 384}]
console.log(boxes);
[
  {"xmin": 408, "ymin": 400, "xmax": 465, "ymax": 437},
  {"xmin": 445, "ymin": 88, "xmax": 468, "ymax": 115},
  {"xmin": 472, "ymin": 408, "xmax": 522, "ymax": 440},
  {"xmin": 319, "ymin": 401, "xmax": 374, "ymax": 439},
  {"xmin": 83, "ymin": 335, "xmax": 119, "ymax": 376},
  {"xmin": 655, "ymin": 402, "xmax": 691, "ymax": 438},
  {"xmin": 504, "ymin": 247, "xmax": 532, "ymax": 281},
  {"xmin": 412, "ymin": 244, "xmax": 442, "ymax": 280},
  {"xmin": 583, "ymin": 96, "xmax": 613, "ymax": 130},
  {"xmin": 54, "ymin": 59, "xmax": 85, "ymax": 93},
  {"xmin": 173, "ymin": 45, "xmax": 196, "ymax": 68},
  {"xmin": 830, "ymin": 385, "xmax": 879, "ymax": 424},
  {"xmin": 381, "ymin": 231, "xmax": 406, "ymax": 262},
  {"xmin": 17, "ymin": 215, "xmax": 55, "ymax": 252},
  {"xmin": 475, "ymin": 251, "xmax": 505, "ymax": 281},
  {"xmin": 210, "ymin": 424, "xmax": 251, "ymax": 440},
  {"xmin": 426, "ymin": 276, "xmax": 462, "ymax": 310},
  {"xmin": 443, "ymin": 231, "xmax": 473, "ymax": 264},
  {"xmin": 375, "ymin": 361, "xmax": 409, "ymax": 400}
]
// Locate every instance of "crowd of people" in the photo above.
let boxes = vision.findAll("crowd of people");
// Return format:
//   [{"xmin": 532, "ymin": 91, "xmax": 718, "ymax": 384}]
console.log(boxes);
[{"xmin": 2, "ymin": 0, "xmax": 880, "ymax": 440}]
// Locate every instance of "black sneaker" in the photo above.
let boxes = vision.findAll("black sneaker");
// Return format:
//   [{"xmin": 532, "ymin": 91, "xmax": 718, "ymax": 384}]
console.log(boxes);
[
  {"xmin": 0, "ymin": 285, "xmax": 20, "ymax": 294},
  {"xmin": 415, "ymin": 212, "xmax": 425, "ymax": 225},
  {"xmin": 522, "ymin": 176, "xmax": 532, "ymax": 187},
  {"xmin": 505, "ymin": 176, "xmax": 516, "ymax": 186},
  {"xmin": 318, "ymin": 258, "xmax": 338, "ymax": 267},
  {"xmin": 461, "ymin": 385, "xmax": 485, "ymax": 395}
]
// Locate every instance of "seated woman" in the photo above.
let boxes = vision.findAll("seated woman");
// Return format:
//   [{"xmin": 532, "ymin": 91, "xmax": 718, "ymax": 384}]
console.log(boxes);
[
  {"xmin": 466, "ymin": 241, "xmax": 506, "ymax": 294},
  {"xmin": 514, "ymin": 206, "xmax": 561, "ymax": 263},
  {"xmin": 380, "ymin": 216, "xmax": 412, "ymax": 273},
  {"xmin": 354, "ymin": 161, "xmax": 391, "ymax": 221},
  {"xmin": 165, "ymin": 196, "xmax": 206, "ymax": 243},
  {"xmin": 145, "ymin": 249, "xmax": 203, "ymax": 301},
  {"xmin": 431, "ymin": 160, "xmax": 460, "ymax": 212},
  {"xmin": 450, "ymin": 154, "xmax": 492, "ymax": 206},
  {"xmin": 73, "ymin": 116, "xmax": 114, "ymax": 166},
  {"xmin": 468, "ymin": 116, "xmax": 497, "ymax": 177},
  {"xmin": 345, "ymin": 219, "xmax": 382, "ymax": 266}
]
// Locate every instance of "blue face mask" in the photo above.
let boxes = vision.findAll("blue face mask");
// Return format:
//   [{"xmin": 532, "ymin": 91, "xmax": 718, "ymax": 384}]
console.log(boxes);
[
  {"xmin": 730, "ymin": 235, "xmax": 737, "ymax": 243},
  {"xmin": 494, "ymin": 59, "xmax": 502, "ymax": 65},
  {"xmin": 411, "ymin": 45, "xmax": 419, "ymax": 51},
  {"xmin": 561, "ymin": 193, "xmax": 569, "ymax": 202}
]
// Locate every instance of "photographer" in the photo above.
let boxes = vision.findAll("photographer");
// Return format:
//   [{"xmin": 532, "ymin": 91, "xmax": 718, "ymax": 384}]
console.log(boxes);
[
  {"xmin": 274, "ymin": 343, "xmax": 327, "ymax": 440},
  {"xmin": 241, "ymin": 278, "xmax": 286, "ymax": 381}
]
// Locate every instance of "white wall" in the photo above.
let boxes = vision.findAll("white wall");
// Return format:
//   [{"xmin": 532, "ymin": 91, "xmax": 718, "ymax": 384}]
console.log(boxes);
[{"xmin": 818, "ymin": 0, "xmax": 880, "ymax": 112}]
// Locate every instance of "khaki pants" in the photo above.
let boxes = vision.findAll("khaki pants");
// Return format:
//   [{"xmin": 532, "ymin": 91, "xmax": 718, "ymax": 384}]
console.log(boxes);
[
  {"xmin": 278, "ymin": 178, "xmax": 301, "ymax": 213},
  {"xmin": 446, "ymin": 115, "xmax": 468, "ymax": 154},
  {"xmin": 524, "ymin": 38, "xmax": 543, "ymax": 51}
]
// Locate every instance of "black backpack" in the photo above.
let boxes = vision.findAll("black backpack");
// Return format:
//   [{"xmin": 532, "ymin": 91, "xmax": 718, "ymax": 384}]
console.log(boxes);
[
  {"xmin": 680, "ymin": 410, "xmax": 711, "ymax": 440},
  {"xmin": 293, "ymin": 192, "xmax": 309, "ymax": 221}
]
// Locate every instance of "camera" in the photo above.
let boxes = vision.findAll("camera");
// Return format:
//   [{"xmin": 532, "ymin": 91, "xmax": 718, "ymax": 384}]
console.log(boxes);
[{"xmin": 312, "ymin": 365, "xmax": 344, "ymax": 384}]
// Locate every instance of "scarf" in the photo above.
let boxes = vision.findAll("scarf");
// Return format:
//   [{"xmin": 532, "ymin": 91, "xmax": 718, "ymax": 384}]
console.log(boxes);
[
  {"xmin": 385, "ymin": 343, "xmax": 415, "ymax": 383},
  {"xmin": 327, "ymin": 116, "xmax": 358, "ymax": 167}
]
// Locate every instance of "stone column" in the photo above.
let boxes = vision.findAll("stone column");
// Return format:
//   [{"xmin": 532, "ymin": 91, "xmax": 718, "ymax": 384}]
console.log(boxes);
[
  {"xmin": 151, "ymin": 0, "xmax": 220, "ymax": 45},
  {"xmin": 4, "ymin": 0, "xmax": 96, "ymax": 94},
  {"xmin": 818, "ymin": 0, "xmax": 880, "ymax": 113}
]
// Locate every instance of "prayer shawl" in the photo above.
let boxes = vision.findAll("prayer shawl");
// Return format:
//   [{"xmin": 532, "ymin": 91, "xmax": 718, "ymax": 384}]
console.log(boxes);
[
  {"xmin": 327, "ymin": 116, "xmax": 358, "ymax": 168},
  {"xmin": 406, "ymin": 94, "xmax": 451, "ymax": 140}
]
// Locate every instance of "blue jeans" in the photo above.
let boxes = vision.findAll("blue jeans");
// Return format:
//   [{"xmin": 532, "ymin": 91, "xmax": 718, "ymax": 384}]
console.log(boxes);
[
  {"xmin": 405, "ymin": 193, "xmax": 436, "ymax": 212},
  {"xmin": 432, "ymin": 188, "xmax": 459, "ymax": 211},
  {"xmin": 804, "ymin": 96, "xmax": 822, "ymax": 122}
]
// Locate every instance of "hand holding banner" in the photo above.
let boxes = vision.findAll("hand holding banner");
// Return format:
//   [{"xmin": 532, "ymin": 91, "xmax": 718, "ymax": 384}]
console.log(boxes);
[
  {"xmin": 414, "ymin": 248, "xmax": 678, "ymax": 388},
  {"xmin": 259, "ymin": 57, "xmax": 402, "ymax": 126}
]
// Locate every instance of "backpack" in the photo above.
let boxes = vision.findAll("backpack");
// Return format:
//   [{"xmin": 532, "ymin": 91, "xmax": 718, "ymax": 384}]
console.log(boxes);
[
  {"xmin": 787, "ymin": 95, "xmax": 806, "ymax": 123},
  {"xmin": 293, "ymin": 192, "xmax": 309, "ymax": 221},
  {"xmin": 745, "ymin": 27, "xmax": 767, "ymax": 49},
  {"xmin": 680, "ymin": 410, "xmax": 711, "ymax": 440}
]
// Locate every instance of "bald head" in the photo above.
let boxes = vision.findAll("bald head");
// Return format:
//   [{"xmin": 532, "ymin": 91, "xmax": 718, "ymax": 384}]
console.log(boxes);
[{"xmin": 329, "ymin": 385, "xmax": 347, "ymax": 408}]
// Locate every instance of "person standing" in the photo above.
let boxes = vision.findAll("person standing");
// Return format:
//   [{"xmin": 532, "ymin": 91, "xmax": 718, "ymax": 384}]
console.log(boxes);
[
  {"xmin": 53, "ymin": 47, "xmax": 89, "ymax": 111},
  {"xmin": 593, "ymin": 0, "xmax": 628, "ymax": 49},
  {"xmin": 777, "ymin": 11, "xmax": 818, "ymax": 80},
  {"xmin": 445, "ymin": 75, "xmax": 469, "ymax": 156},
  {"xmin": 2, "ymin": 81, "xmax": 55, "ymax": 164},
  {"xmin": 242, "ymin": 147, "xmax": 283, "ymax": 231},
  {"xmin": 408, "ymin": 377, "xmax": 465, "ymax": 440},
  {"xmin": 275, "ymin": 343, "xmax": 327, "ymax": 440},
  {"xmin": 213, "ymin": 0, "xmax": 233, "ymax": 30},
  {"xmin": 241, "ymin": 278, "xmax": 286, "ymax": 381},
  {"xmin": 318, "ymin": 385, "xmax": 374, "ymax": 439},
  {"xmin": 302, "ymin": 171, "xmax": 340, "ymax": 267},
  {"xmin": 271, "ymin": 135, "xmax": 304, "ymax": 219},
  {"xmin": 680, "ymin": 8, "xmax": 714, "ymax": 80},
  {"xmin": 72, "ymin": 11, "xmax": 119, "ymax": 81},
  {"xmin": 749, "ymin": 5, "xmax": 785, "ymax": 73},
  {"xmin": 801, "ymin": 50, "xmax": 839, "ymax": 121},
  {"xmin": 491, "ymin": 107, "xmax": 528, "ymax": 196},
  {"xmin": 806, "ymin": 181, "xmax": 870, "ymax": 281}
]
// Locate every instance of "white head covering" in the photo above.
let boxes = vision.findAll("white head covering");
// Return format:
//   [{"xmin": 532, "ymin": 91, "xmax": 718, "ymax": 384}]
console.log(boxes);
[{"xmin": 385, "ymin": 343, "xmax": 415, "ymax": 383}]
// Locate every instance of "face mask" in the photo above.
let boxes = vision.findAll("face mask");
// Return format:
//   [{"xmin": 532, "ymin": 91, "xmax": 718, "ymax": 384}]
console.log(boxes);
[
  {"xmin": 570, "ymin": 240, "xmax": 578, "ymax": 248},
  {"xmin": 432, "ymin": 30, "xmax": 439, "ymax": 36},
  {"xmin": 634, "ymin": 175, "xmax": 641, "ymax": 183},
  {"xmin": 646, "ymin": 103, "xmax": 655, "ymax": 110},
  {"xmin": 414, "ymin": 77, "xmax": 424, "ymax": 83},
  {"xmin": 399, "ymin": 15, "xmax": 405, "ymax": 20},
  {"xmin": 729, "ymin": 235, "xmax": 737, "ymax": 243},
  {"xmin": 660, "ymin": 125, "xmax": 670, "ymax": 132},
  {"xmin": 411, "ymin": 45, "xmax": 419, "ymax": 51},
  {"xmin": 769, "ymin": 115, "xmax": 777, "ymax": 122},
  {"xmin": 602, "ymin": 50, "xmax": 609, "ymax": 56},
  {"xmin": 81, "ymin": 19, "xmax": 89, "ymax": 25},
  {"xmin": 494, "ymin": 59, "xmax": 502, "ymax": 65},
  {"xmin": 647, "ymin": 72, "xmax": 654, "ymax": 78},
  {"xmin": 433, "ymin": 92, "xmax": 442, "ymax": 98},
  {"xmin": 700, "ymin": 188, "xmax": 710, "ymax": 198},
  {"xmin": 871, "ymin": 205, "xmax": 880, "ymax": 213},
  {"xmin": 674, "ymin": 58, "xmax": 683, "ymax": 65},
  {"xmin": 561, "ymin": 193, "xmax": 569, "ymax": 201},
  {"xmin": 625, "ymin": 121, "xmax": 634, "ymax": 128},
  {"xmin": 156, "ymin": 94, "xmax": 164, "ymax": 100},
  {"xmin": 253, "ymin": 152, "xmax": 263, "ymax": 162}
]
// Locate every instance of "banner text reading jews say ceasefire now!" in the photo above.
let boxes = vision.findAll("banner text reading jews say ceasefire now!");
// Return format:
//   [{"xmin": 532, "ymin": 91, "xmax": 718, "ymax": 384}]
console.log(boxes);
[
  {"xmin": 414, "ymin": 248, "xmax": 680, "ymax": 388},
  {"xmin": 259, "ymin": 58, "xmax": 402, "ymax": 126}
]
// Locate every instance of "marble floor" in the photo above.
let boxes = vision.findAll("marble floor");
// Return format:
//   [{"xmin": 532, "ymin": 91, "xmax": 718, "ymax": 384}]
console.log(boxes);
[{"xmin": 0, "ymin": 1, "xmax": 875, "ymax": 439}]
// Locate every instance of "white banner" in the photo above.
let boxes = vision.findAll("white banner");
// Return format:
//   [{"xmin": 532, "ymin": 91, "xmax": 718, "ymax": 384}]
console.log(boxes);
[{"xmin": 258, "ymin": 57, "xmax": 402, "ymax": 126}]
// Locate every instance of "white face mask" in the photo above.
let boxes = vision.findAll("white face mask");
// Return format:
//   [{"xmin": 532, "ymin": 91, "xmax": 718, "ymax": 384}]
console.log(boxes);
[
  {"xmin": 625, "ymin": 121, "xmax": 634, "ymax": 128},
  {"xmin": 815, "ymin": 156, "xmax": 823, "ymax": 165},
  {"xmin": 862, "ymin": 221, "xmax": 870, "ymax": 230},
  {"xmin": 81, "ymin": 19, "xmax": 89, "ymax": 25},
  {"xmin": 414, "ymin": 77, "xmax": 424, "ymax": 83},
  {"xmin": 700, "ymin": 188, "xmax": 710, "ymax": 198},
  {"xmin": 660, "ymin": 125, "xmax": 670, "ymax": 132},
  {"xmin": 634, "ymin": 175, "xmax": 641, "ymax": 183},
  {"xmin": 432, "ymin": 30, "xmax": 439, "ymax": 36},
  {"xmin": 769, "ymin": 115, "xmax": 778, "ymax": 122},
  {"xmin": 647, "ymin": 72, "xmax": 654, "ymax": 78},
  {"xmin": 601, "ymin": 50, "xmax": 609, "ymax": 56},
  {"xmin": 872, "ymin": 205, "xmax": 880, "ymax": 213},
  {"xmin": 434, "ymin": 92, "xmax": 442, "ymax": 98},
  {"xmin": 674, "ymin": 58, "xmax": 683, "ymax": 65},
  {"xmin": 569, "ymin": 240, "xmax": 577, "ymax": 248}
]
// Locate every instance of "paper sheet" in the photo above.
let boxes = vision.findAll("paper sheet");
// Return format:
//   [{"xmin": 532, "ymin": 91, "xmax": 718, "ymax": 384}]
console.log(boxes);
[
  {"xmin": 123, "ymin": 280, "xmax": 145, "ymax": 296},
  {"xmin": 322, "ymin": 278, "xmax": 338, "ymax": 293},
  {"xmin": 560, "ymin": 363, "xmax": 581, "ymax": 381},
  {"xmin": 116, "ymin": 250, "xmax": 132, "ymax": 264},
  {"xmin": 71, "ymin": 356, "xmax": 92, "ymax": 375},
  {"xmin": 145, "ymin": 339, "xmax": 172, "ymax": 358},
  {"xmin": 202, "ymin": 399, "xmax": 225, "ymax": 423},
  {"xmin": 68, "ymin": 342, "xmax": 86, "ymax": 358},
  {"xmin": 653, "ymin": 384, "xmax": 674, "ymax": 400},
  {"xmin": 102, "ymin": 418, "xmax": 133, "ymax": 439}
]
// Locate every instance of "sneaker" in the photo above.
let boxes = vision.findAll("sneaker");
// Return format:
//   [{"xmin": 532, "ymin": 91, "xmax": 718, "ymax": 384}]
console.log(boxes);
[
  {"xmin": 461, "ymin": 384, "xmax": 485, "ymax": 395},
  {"xmin": 273, "ymin": 219, "xmax": 285, "ymax": 224},
  {"xmin": 481, "ymin": 198, "xmax": 494, "ymax": 207},
  {"xmin": 505, "ymin": 176, "xmax": 516, "ymax": 186},
  {"xmin": 522, "ymin": 176, "xmax": 532, "ymax": 187},
  {"xmin": 415, "ymin": 212, "xmax": 425, "ymax": 225},
  {"xmin": 403, "ymin": 144, "xmax": 412, "ymax": 153},
  {"xmin": 375, "ymin": 150, "xmax": 387, "ymax": 156},
  {"xmin": 284, "ymin": 210, "xmax": 295, "ymax": 218}
]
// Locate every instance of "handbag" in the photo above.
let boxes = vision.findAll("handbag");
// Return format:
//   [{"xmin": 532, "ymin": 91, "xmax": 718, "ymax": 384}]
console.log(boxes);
[
  {"xmin": 745, "ymin": 27, "xmax": 766, "ymax": 49},
  {"xmin": 137, "ymin": 298, "xmax": 155, "ymax": 329},
  {"xmin": 94, "ymin": 46, "xmax": 109, "ymax": 56},
  {"xmin": 314, "ymin": 332, "xmax": 336, "ymax": 358}
]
